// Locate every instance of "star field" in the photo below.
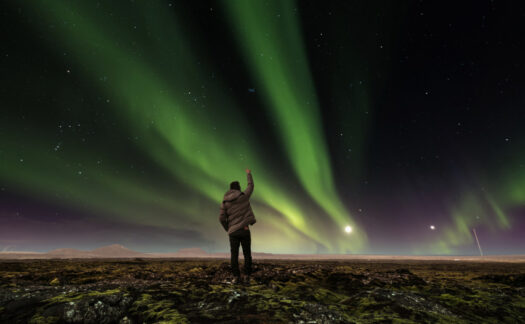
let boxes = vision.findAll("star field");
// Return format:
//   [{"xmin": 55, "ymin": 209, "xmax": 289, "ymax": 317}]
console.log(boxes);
[{"xmin": 0, "ymin": 0, "xmax": 524, "ymax": 255}]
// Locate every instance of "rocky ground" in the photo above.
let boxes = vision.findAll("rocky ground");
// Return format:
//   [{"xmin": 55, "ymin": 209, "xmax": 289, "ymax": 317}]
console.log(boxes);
[{"xmin": 0, "ymin": 259, "xmax": 524, "ymax": 323}]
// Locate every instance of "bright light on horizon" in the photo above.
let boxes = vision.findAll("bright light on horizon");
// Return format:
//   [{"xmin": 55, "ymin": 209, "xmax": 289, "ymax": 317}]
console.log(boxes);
[{"xmin": 345, "ymin": 225, "xmax": 353, "ymax": 233}]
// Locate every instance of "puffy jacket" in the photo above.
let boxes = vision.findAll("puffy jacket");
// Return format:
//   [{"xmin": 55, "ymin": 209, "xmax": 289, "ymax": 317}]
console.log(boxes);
[{"xmin": 219, "ymin": 173, "xmax": 256, "ymax": 234}]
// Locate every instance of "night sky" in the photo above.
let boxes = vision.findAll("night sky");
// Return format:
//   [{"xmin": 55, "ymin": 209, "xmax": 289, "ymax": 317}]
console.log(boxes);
[{"xmin": 1, "ymin": 1, "xmax": 524, "ymax": 255}]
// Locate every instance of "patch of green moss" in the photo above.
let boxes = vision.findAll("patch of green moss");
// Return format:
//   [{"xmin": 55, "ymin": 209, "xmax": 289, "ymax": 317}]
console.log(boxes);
[
  {"xmin": 435, "ymin": 290, "xmax": 522, "ymax": 322},
  {"xmin": 186, "ymin": 285, "xmax": 209, "ymax": 301},
  {"xmin": 254, "ymin": 298, "xmax": 281, "ymax": 312},
  {"xmin": 355, "ymin": 296, "xmax": 379, "ymax": 311},
  {"xmin": 207, "ymin": 284, "xmax": 223, "ymax": 291},
  {"xmin": 438, "ymin": 293, "xmax": 470, "ymax": 308},
  {"xmin": 513, "ymin": 296, "xmax": 525, "ymax": 308},
  {"xmin": 45, "ymin": 288, "xmax": 121, "ymax": 304},
  {"xmin": 169, "ymin": 290, "xmax": 184, "ymax": 298},
  {"xmin": 344, "ymin": 296, "xmax": 399, "ymax": 322},
  {"xmin": 130, "ymin": 293, "xmax": 189, "ymax": 324},
  {"xmin": 28, "ymin": 314, "xmax": 59, "ymax": 324},
  {"xmin": 277, "ymin": 281, "xmax": 309, "ymax": 298},
  {"xmin": 312, "ymin": 287, "xmax": 347, "ymax": 304},
  {"xmin": 188, "ymin": 267, "xmax": 203, "ymax": 273},
  {"xmin": 437, "ymin": 290, "xmax": 496, "ymax": 310}
]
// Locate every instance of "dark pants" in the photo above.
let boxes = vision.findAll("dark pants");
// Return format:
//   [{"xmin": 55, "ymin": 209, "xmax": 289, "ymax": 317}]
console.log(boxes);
[{"xmin": 229, "ymin": 228, "xmax": 252, "ymax": 277}]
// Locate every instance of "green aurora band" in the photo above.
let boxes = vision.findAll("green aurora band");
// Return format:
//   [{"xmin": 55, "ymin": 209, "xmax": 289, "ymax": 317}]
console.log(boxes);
[
  {"xmin": 224, "ymin": 0, "xmax": 366, "ymax": 245},
  {"xmin": 2, "ymin": 0, "xmax": 368, "ymax": 253},
  {"xmin": 413, "ymin": 183, "xmax": 513, "ymax": 255}
]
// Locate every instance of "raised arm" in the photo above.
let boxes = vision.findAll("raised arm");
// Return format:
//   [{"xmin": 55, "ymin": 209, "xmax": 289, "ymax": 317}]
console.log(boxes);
[{"xmin": 243, "ymin": 169, "xmax": 254, "ymax": 198}]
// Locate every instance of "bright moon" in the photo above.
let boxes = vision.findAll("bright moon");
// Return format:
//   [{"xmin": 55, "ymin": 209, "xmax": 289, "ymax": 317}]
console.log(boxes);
[
  {"xmin": 345, "ymin": 226, "xmax": 352, "ymax": 233},
  {"xmin": 430, "ymin": 225, "xmax": 436, "ymax": 230}
]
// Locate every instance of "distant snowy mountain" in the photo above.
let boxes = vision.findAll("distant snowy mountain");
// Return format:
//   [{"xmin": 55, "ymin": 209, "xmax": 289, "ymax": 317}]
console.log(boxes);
[
  {"xmin": 47, "ymin": 248, "xmax": 87, "ymax": 255},
  {"xmin": 176, "ymin": 247, "xmax": 208, "ymax": 255},
  {"xmin": 1, "ymin": 245, "xmax": 524, "ymax": 262},
  {"xmin": 0, "ymin": 244, "xmax": 146, "ymax": 259},
  {"xmin": 91, "ymin": 244, "xmax": 144, "ymax": 257}
]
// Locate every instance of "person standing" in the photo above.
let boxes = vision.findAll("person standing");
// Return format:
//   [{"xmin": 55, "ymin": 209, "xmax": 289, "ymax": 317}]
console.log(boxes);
[{"xmin": 219, "ymin": 169, "xmax": 256, "ymax": 284}]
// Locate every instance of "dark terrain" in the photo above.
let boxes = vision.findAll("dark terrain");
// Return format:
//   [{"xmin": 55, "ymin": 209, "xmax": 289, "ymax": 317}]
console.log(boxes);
[{"xmin": 1, "ymin": 259, "xmax": 524, "ymax": 323}]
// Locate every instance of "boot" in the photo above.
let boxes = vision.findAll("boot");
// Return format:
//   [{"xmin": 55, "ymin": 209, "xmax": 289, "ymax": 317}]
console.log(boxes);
[
  {"xmin": 242, "ymin": 273, "xmax": 251, "ymax": 285},
  {"xmin": 231, "ymin": 276, "xmax": 241, "ymax": 284}
]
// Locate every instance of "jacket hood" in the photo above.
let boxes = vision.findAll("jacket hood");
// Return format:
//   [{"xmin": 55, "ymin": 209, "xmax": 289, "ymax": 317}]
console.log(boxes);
[{"xmin": 223, "ymin": 189, "xmax": 243, "ymax": 202}]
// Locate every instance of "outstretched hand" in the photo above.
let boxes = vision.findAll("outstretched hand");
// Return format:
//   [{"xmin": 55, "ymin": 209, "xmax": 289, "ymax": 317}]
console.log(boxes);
[{"xmin": 246, "ymin": 169, "xmax": 251, "ymax": 174}]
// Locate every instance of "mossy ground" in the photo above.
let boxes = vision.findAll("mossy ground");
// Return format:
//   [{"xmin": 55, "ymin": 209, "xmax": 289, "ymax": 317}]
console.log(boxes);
[{"xmin": 0, "ymin": 259, "xmax": 524, "ymax": 323}]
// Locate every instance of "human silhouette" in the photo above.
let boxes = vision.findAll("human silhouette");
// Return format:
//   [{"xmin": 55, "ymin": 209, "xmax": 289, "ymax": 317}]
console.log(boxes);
[{"xmin": 219, "ymin": 169, "xmax": 256, "ymax": 284}]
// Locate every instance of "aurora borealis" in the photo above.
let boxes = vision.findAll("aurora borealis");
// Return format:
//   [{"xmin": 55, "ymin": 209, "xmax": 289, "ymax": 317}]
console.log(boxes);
[{"xmin": 1, "ymin": 1, "xmax": 524, "ymax": 255}]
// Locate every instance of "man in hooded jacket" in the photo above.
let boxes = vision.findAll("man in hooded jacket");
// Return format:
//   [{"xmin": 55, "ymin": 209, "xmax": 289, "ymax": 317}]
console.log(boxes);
[{"xmin": 219, "ymin": 169, "xmax": 256, "ymax": 283}]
